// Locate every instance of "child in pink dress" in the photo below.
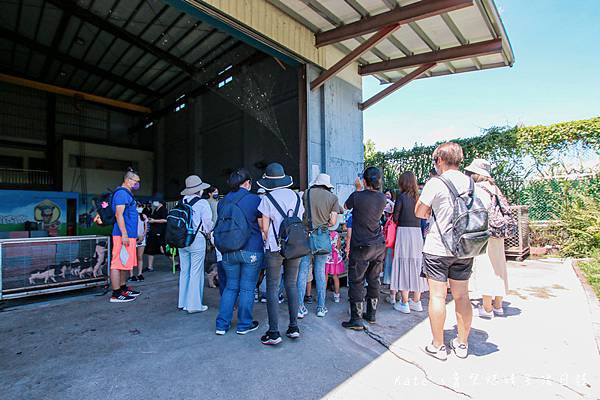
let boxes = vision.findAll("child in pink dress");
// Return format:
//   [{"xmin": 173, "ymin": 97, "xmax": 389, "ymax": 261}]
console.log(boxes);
[{"xmin": 326, "ymin": 230, "xmax": 345, "ymax": 303}]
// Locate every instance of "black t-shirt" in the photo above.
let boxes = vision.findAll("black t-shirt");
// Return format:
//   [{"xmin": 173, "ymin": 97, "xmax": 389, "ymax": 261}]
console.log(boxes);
[
  {"xmin": 148, "ymin": 206, "xmax": 168, "ymax": 236},
  {"xmin": 345, "ymin": 190, "xmax": 386, "ymax": 247}
]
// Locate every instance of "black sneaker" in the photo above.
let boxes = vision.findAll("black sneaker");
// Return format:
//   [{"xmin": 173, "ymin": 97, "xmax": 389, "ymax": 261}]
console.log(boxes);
[
  {"xmin": 123, "ymin": 286, "xmax": 141, "ymax": 297},
  {"xmin": 260, "ymin": 331, "xmax": 282, "ymax": 345},
  {"xmin": 137, "ymin": 274, "xmax": 144, "ymax": 281},
  {"xmin": 286, "ymin": 326, "xmax": 300, "ymax": 339},
  {"xmin": 304, "ymin": 295, "xmax": 314, "ymax": 304},
  {"xmin": 110, "ymin": 292, "xmax": 136, "ymax": 303},
  {"xmin": 278, "ymin": 294, "xmax": 285, "ymax": 304},
  {"xmin": 128, "ymin": 276, "xmax": 138, "ymax": 282},
  {"xmin": 237, "ymin": 321, "xmax": 259, "ymax": 335}
]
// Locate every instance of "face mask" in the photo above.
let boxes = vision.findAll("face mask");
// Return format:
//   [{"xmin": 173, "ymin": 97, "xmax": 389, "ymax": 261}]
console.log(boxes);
[
  {"xmin": 212, "ymin": 194, "xmax": 219, "ymax": 199},
  {"xmin": 433, "ymin": 161, "xmax": 441, "ymax": 176},
  {"xmin": 132, "ymin": 182, "xmax": 140, "ymax": 191},
  {"xmin": 152, "ymin": 201, "xmax": 160, "ymax": 208},
  {"xmin": 136, "ymin": 207, "xmax": 143, "ymax": 213}
]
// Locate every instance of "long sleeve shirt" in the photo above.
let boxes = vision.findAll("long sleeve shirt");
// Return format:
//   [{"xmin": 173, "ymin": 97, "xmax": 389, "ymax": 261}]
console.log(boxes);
[{"xmin": 183, "ymin": 195, "xmax": 213, "ymax": 251}]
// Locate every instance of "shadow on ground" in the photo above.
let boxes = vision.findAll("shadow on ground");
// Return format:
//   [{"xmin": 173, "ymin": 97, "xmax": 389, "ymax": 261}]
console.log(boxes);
[{"xmin": 0, "ymin": 258, "xmax": 473, "ymax": 400}]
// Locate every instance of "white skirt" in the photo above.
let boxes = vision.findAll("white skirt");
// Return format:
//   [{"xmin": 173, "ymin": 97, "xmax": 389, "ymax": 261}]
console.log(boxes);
[
  {"xmin": 390, "ymin": 227, "xmax": 428, "ymax": 292},
  {"xmin": 470, "ymin": 237, "xmax": 509, "ymax": 297}
]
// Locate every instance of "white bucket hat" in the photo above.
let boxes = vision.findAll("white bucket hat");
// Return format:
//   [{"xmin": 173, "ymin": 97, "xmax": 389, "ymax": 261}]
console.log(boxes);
[
  {"xmin": 181, "ymin": 175, "xmax": 210, "ymax": 196},
  {"xmin": 464, "ymin": 159, "xmax": 492, "ymax": 178},
  {"xmin": 309, "ymin": 173, "xmax": 334, "ymax": 189}
]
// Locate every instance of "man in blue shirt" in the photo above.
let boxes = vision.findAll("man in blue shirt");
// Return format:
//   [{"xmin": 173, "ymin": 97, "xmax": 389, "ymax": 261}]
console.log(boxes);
[{"xmin": 109, "ymin": 169, "xmax": 142, "ymax": 303}]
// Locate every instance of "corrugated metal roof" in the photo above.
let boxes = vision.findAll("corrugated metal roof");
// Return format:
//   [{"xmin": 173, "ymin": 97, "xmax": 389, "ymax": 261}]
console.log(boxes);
[
  {"xmin": 0, "ymin": 0, "xmax": 248, "ymax": 107},
  {"xmin": 267, "ymin": 0, "xmax": 514, "ymax": 83}
]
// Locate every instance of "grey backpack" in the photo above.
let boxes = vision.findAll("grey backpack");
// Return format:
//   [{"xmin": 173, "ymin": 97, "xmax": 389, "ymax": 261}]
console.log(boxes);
[{"xmin": 433, "ymin": 175, "xmax": 490, "ymax": 259}]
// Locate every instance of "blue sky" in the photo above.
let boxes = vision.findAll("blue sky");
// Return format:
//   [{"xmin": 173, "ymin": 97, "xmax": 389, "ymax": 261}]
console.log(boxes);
[{"xmin": 362, "ymin": 0, "xmax": 600, "ymax": 151}]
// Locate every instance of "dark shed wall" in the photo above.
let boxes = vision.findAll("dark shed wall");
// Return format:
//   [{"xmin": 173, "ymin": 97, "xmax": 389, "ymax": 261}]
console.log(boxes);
[{"xmin": 161, "ymin": 57, "xmax": 299, "ymax": 199}]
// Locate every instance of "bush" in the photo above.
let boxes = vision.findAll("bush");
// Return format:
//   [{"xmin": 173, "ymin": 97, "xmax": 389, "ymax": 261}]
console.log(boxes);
[
  {"xmin": 529, "ymin": 223, "xmax": 565, "ymax": 249},
  {"xmin": 578, "ymin": 255, "xmax": 600, "ymax": 299},
  {"xmin": 558, "ymin": 195, "xmax": 600, "ymax": 257}
]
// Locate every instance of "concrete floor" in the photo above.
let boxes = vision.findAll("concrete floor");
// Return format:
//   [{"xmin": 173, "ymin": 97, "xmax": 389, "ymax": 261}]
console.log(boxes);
[{"xmin": 1, "ymin": 258, "xmax": 599, "ymax": 400}]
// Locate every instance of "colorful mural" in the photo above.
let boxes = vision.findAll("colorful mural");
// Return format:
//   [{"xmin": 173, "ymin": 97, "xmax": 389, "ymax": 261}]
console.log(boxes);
[
  {"xmin": 0, "ymin": 190, "xmax": 77, "ymax": 237},
  {"xmin": 0, "ymin": 190, "xmax": 158, "ymax": 237}
]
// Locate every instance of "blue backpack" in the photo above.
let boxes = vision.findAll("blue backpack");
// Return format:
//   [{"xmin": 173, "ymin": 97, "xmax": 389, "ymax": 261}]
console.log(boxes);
[
  {"xmin": 214, "ymin": 190, "xmax": 250, "ymax": 253},
  {"xmin": 165, "ymin": 197, "xmax": 201, "ymax": 248}
]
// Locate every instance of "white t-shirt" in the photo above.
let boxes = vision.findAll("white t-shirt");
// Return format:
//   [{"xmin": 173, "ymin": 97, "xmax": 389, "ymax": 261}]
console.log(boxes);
[
  {"xmin": 420, "ymin": 170, "xmax": 488, "ymax": 256},
  {"xmin": 258, "ymin": 188, "xmax": 305, "ymax": 252},
  {"xmin": 182, "ymin": 195, "xmax": 213, "ymax": 251}
]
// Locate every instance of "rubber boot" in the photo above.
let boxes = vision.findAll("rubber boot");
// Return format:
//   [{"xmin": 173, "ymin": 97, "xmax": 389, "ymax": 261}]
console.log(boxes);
[
  {"xmin": 364, "ymin": 297, "xmax": 378, "ymax": 324},
  {"xmin": 342, "ymin": 302, "xmax": 365, "ymax": 330}
]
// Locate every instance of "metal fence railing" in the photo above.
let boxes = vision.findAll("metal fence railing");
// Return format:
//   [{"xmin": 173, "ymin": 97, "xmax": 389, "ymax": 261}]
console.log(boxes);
[
  {"xmin": 0, "ymin": 168, "xmax": 54, "ymax": 187},
  {"xmin": 516, "ymin": 175, "xmax": 600, "ymax": 221},
  {"xmin": 0, "ymin": 235, "xmax": 110, "ymax": 300}
]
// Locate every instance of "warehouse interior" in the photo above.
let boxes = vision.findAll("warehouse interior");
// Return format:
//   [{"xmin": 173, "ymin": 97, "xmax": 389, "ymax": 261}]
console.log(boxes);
[{"xmin": 0, "ymin": 0, "xmax": 303, "ymax": 201}]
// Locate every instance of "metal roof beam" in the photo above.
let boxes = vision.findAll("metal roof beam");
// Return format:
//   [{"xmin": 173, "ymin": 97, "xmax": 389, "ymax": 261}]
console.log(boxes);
[
  {"xmin": 25, "ymin": 0, "xmax": 48, "ymax": 74},
  {"xmin": 92, "ymin": 0, "xmax": 169, "ymax": 93},
  {"xmin": 359, "ymin": 38, "xmax": 502, "ymax": 75},
  {"xmin": 119, "ymin": 23, "xmax": 213, "ymax": 102},
  {"xmin": 153, "ymin": 38, "xmax": 240, "ymax": 98},
  {"xmin": 110, "ymin": 12, "xmax": 188, "ymax": 99},
  {"xmin": 11, "ymin": 0, "xmax": 24, "ymax": 71},
  {"xmin": 77, "ymin": 0, "xmax": 143, "ymax": 88},
  {"xmin": 40, "ymin": 11, "xmax": 71, "ymax": 80},
  {"xmin": 311, "ymin": 24, "xmax": 400, "ymax": 91},
  {"xmin": 440, "ymin": 12, "xmax": 482, "ymax": 69},
  {"xmin": 343, "ymin": 0, "xmax": 369, "ymax": 18},
  {"xmin": 359, "ymin": 63, "xmax": 436, "ymax": 110},
  {"xmin": 46, "ymin": 0, "xmax": 198, "ymax": 76},
  {"xmin": 0, "ymin": 73, "xmax": 150, "ymax": 113},
  {"xmin": 315, "ymin": 0, "xmax": 473, "ymax": 47},
  {"xmin": 0, "ymin": 27, "xmax": 161, "ymax": 98}
]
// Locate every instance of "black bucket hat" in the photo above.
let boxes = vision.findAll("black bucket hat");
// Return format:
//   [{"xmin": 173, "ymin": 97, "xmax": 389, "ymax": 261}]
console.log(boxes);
[{"xmin": 257, "ymin": 162, "xmax": 293, "ymax": 191}]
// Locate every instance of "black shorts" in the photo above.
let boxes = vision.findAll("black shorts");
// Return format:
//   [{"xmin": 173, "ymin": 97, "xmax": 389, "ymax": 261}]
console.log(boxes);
[
  {"xmin": 145, "ymin": 234, "xmax": 165, "ymax": 255},
  {"xmin": 422, "ymin": 253, "xmax": 473, "ymax": 282}
]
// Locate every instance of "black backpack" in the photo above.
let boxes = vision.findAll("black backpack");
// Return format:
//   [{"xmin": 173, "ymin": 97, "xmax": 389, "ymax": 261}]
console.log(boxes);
[
  {"xmin": 433, "ymin": 175, "xmax": 490, "ymax": 259},
  {"xmin": 165, "ymin": 197, "xmax": 201, "ymax": 248},
  {"xmin": 213, "ymin": 190, "xmax": 251, "ymax": 253},
  {"xmin": 96, "ymin": 187, "xmax": 134, "ymax": 226},
  {"xmin": 266, "ymin": 192, "xmax": 310, "ymax": 259}
]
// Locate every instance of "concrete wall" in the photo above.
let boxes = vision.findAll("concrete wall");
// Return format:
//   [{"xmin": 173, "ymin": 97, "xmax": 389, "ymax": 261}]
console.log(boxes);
[
  {"xmin": 62, "ymin": 139, "xmax": 154, "ymax": 197},
  {"xmin": 306, "ymin": 65, "xmax": 364, "ymax": 204}
]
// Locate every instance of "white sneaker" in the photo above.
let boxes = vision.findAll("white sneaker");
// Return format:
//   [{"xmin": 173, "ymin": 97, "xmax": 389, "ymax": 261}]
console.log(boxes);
[
  {"xmin": 493, "ymin": 307, "xmax": 504, "ymax": 316},
  {"xmin": 394, "ymin": 301, "xmax": 410, "ymax": 314},
  {"xmin": 297, "ymin": 305, "xmax": 308, "ymax": 319},
  {"xmin": 385, "ymin": 295, "xmax": 396, "ymax": 305},
  {"xmin": 422, "ymin": 342, "xmax": 447, "ymax": 361},
  {"xmin": 316, "ymin": 307, "xmax": 328, "ymax": 317},
  {"xmin": 409, "ymin": 299, "xmax": 423, "ymax": 312},
  {"xmin": 187, "ymin": 305, "xmax": 208, "ymax": 314},
  {"xmin": 215, "ymin": 329, "xmax": 226, "ymax": 335},
  {"xmin": 450, "ymin": 338, "xmax": 468, "ymax": 359},
  {"xmin": 333, "ymin": 293, "xmax": 340, "ymax": 303},
  {"xmin": 477, "ymin": 305, "xmax": 494, "ymax": 319}
]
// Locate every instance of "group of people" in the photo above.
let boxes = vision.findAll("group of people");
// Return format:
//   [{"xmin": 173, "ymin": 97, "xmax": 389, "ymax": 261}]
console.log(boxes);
[{"xmin": 106, "ymin": 140, "xmax": 510, "ymax": 357}]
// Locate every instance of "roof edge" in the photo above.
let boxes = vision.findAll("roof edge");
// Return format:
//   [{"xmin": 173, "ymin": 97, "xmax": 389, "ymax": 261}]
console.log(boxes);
[{"xmin": 481, "ymin": 0, "xmax": 515, "ymax": 66}]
